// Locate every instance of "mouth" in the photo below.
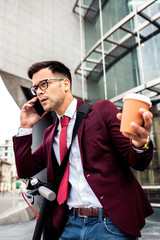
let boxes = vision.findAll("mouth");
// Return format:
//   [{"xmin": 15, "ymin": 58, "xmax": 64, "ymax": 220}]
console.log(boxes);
[{"xmin": 40, "ymin": 97, "xmax": 48, "ymax": 105}]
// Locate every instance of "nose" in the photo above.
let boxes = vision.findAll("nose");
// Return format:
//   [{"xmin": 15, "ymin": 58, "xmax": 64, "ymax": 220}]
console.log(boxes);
[{"xmin": 36, "ymin": 87, "xmax": 44, "ymax": 96}]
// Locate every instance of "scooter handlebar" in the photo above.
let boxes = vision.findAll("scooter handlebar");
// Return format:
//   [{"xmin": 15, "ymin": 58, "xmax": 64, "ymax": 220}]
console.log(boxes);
[{"xmin": 38, "ymin": 186, "xmax": 56, "ymax": 201}]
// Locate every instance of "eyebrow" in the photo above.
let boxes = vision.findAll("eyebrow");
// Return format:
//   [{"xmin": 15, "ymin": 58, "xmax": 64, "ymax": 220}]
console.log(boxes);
[{"xmin": 32, "ymin": 79, "xmax": 47, "ymax": 87}]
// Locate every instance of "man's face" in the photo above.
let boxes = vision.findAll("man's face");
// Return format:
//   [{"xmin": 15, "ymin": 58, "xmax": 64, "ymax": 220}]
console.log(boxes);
[{"xmin": 32, "ymin": 67, "xmax": 66, "ymax": 113}]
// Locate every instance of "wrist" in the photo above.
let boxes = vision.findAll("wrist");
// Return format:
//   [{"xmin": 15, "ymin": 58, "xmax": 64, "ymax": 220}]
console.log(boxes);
[
  {"xmin": 132, "ymin": 136, "xmax": 151, "ymax": 151},
  {"xmin": 20, "ymin": 124, "xmax": 33, "ymax": 128}
]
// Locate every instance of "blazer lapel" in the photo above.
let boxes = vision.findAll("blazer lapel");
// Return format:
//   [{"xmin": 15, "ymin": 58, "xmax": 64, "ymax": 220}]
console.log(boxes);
[{"xmin": 46, "ymin": 118, "xmax": 59, "ymax": 182}]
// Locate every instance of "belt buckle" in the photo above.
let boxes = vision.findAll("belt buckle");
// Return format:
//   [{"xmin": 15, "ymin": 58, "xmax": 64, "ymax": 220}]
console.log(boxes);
[{"xmin": 78, "ymin": 208, "xmax": 88, "ymax": 218}]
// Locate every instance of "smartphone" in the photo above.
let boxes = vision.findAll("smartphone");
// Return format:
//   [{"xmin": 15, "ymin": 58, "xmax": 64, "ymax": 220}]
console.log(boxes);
[{"xmin": 33, "ymin": 99, "xmax": 45, "ymax": 116}]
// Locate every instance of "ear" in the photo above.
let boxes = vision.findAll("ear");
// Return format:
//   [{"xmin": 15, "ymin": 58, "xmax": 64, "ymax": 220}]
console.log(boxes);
[{"xmin": 64, "ymin": 78, "xmax": 71, "ymax": 91}]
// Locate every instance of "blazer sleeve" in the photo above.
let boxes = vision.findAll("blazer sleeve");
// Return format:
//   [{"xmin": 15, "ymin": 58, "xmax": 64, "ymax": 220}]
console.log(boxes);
[
  {"xmin": 13, "ymin": 134, "xmax": 45, "ymax": 178},
  {"xmin": 100, "ymin": 100, "xmax": 153, "ymax": 171}
]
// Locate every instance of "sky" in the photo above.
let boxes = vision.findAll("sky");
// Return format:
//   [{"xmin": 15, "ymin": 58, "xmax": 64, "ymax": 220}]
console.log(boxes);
[{"xmin": 0, "ymin": 76, "xmax": 21, "ymax": 144}]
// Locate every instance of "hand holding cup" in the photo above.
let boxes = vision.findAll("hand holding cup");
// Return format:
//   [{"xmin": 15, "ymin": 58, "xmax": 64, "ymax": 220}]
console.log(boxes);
[{"xmin": 117, "ymin": 93, "xmax": 153, "ymax": 149}]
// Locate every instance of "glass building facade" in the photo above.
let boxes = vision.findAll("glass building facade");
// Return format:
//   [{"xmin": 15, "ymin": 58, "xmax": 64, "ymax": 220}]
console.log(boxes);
[{"xmin": 73, "ymin": 0, "xmax": 160, "ymax": 206}]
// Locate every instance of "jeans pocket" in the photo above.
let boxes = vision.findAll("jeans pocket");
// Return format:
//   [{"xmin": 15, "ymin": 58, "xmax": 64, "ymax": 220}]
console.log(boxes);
[{"xmin": 103, "ymin": 217, "xmax": 128, "ymax": 237}]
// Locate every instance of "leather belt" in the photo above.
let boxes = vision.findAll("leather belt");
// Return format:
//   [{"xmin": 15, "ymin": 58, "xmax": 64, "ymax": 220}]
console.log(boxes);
[{"xmin": 73, "ymin": 207, "xmax": 108, "ymax": 218}]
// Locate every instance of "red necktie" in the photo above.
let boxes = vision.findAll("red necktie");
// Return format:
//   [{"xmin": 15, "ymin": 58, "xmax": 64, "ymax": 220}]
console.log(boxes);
[{"xmin": 57, "ymin": 116, "xmax": 70, "ymax": 205}]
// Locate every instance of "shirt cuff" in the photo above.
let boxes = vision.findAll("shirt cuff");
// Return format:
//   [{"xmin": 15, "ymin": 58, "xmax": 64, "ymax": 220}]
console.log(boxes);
[
  {"xmin": 132, "ymin": 145, "xmax": 144, "ymax": 153},
  {"xmin": 17, "ymin": 128, "xmax": 32, "ymax": 136}
]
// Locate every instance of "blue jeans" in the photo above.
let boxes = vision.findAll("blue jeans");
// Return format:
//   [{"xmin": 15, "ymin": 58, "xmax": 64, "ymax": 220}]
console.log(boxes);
[{"xmin": 59, "ymin": 208, "xmax": 139, "ymax": 240}]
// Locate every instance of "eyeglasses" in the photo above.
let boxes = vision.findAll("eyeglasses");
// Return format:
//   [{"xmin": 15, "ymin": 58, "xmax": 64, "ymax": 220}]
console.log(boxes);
[{"xmin": 30, "ymin": 78, "xmax": 64, "ymax": 95}]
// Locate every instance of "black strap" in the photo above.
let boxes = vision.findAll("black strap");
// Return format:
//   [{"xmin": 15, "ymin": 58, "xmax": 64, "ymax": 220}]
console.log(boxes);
[
  {"xmin": 53, "ymin": 101, "xmax": 95, "ymax": 193},
  {"xmin": 72, "ymin": 101, "xmax": 94, "ymax": 140}
]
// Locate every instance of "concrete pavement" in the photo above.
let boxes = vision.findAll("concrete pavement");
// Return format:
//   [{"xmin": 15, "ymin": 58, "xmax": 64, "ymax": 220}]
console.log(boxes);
[
  {"xmin": 140, "ymin": 220, "xmax": 160, "ymax": 240},
  {"xmin": 0, "ymin": 191, "xmax": 39, "ymax": 225},
  {"xmin": 0, "ymin": 220, "xmax": 36, "ymax": 240}
]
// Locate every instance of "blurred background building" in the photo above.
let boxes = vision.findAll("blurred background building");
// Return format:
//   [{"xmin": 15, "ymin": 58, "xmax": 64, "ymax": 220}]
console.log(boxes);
[
  {"xmin": 0, "ymin": 0, "xmax": 160, "ymax": 213},
  {"xmin": 0, "ymin": 140, "xmax": 17, "ymax": 191}
]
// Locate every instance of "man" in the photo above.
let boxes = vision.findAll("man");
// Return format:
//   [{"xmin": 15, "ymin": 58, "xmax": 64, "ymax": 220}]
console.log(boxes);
[{"xmin": 13, "ymin": 60, "xmax": 153, "ymax": 240}]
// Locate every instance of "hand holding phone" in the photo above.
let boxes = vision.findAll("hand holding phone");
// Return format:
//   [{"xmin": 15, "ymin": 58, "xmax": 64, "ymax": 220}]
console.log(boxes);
[
  {"xmin": 20, "ymin": 97, "xmax": 46, "ymax": 128},
  {"xmin": 33, "ymin": 99, "xmax": 45, "ymax": 116}
]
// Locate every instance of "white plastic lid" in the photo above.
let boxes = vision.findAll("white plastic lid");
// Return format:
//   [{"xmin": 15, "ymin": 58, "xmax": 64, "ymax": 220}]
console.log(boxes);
[{"xmin": 123, "ymin": 93, "xmax": 152, "ymax": 107}]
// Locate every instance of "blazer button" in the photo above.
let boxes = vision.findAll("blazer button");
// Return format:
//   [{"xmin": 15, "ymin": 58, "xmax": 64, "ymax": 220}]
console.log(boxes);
[
  {"xmin": 100, "ymin": 196, "xmax": 104, "ymax": 199},
  {"xmin": 87, "ymin": 174, "xmax": 90, "ymax": 177}
]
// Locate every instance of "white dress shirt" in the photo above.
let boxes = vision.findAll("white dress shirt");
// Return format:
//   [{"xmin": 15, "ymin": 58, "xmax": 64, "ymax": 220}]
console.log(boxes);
[{"xmin": 18, "ymin": 98, "xmax": 102, "ymax": 209}]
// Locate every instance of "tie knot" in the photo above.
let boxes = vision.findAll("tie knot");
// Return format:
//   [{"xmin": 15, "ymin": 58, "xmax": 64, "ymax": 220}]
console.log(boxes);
[{"xmin": 60, "ymin": 116, "xmax": 70, "ymax": 128}]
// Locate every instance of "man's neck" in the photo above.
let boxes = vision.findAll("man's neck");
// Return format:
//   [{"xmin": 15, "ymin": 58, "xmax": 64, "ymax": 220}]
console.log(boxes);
[{"xmin": 56, "ymin": 95, "xmax": 74, "ymax": 116}]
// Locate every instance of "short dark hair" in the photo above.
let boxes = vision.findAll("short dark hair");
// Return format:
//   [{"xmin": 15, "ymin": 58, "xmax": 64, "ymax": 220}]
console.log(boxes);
[{"xmin": 27, "ymin": 60, "xmax": 72, "ymax": 84}]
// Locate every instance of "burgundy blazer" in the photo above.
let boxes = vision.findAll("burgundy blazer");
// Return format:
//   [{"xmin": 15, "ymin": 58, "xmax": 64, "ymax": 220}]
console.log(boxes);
[{"xmin": 13, "ymin": 99, "xmax": 153, "ymax": 237}]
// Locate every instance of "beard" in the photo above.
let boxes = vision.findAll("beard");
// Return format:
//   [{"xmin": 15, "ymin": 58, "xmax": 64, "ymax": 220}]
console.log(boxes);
[{"xmin": 43, "ymin": 96, "xmax": 65, "ymax": 113}]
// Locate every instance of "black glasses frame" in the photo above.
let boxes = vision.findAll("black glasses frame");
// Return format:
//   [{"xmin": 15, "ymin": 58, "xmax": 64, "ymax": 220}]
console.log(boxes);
[{"xmin": 30, "ymin": 78, "xmax": 64, "ymax": 95}]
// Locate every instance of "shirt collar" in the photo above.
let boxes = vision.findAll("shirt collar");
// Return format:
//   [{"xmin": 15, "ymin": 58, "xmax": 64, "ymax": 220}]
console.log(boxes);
[{"xmin": 57, "ymin": 98, "xmax": 77, "ymax": 120}]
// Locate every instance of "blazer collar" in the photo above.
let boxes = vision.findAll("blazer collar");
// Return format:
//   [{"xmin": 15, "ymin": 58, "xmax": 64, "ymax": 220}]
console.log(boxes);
[{"xmin": 77, "ymin": 98, "xmax": 85, "ymax": 110}]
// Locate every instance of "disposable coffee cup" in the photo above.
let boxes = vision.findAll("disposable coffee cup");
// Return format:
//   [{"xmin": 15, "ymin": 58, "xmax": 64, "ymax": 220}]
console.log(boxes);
[{"xmin": 120, "ymin": 93, "xmax": 152, "ymax": 135}]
